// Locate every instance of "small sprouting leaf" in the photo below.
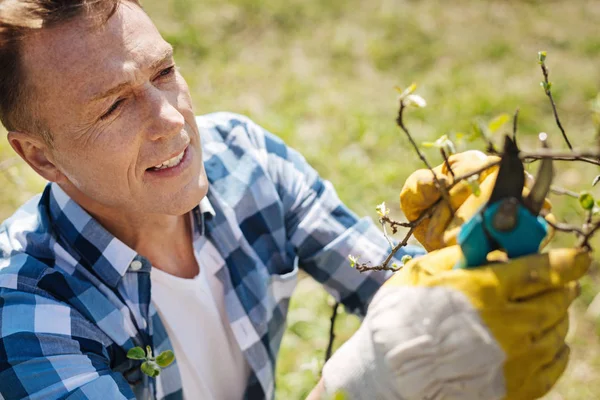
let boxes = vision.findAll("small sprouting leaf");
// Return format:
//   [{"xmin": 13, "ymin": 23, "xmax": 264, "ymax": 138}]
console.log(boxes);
[
  {"xmin": 466, "ymin": 175, "xmax": 481, "ymax": 197},
  {"xmin": 396, "ymin": 82, "xmax": 418, "ymax": 100},
  {"xmin": 404, "ymin": 94, "xmax": 427, "ymax": 108},
  {"xmin": 348, "ymin": 255, "xmax": 360, "ymax": 268},
  {"xmin": 488, "ymin": 114, "xmax": 510, "ymax": 134},
  {"xmin": 579, "ymin": 191, "xmax": 595, "ymax": 211},
  {"xmin": 538, "ymin": 51, "xmax": 547, "ymax": 64},
  {"xmin": 156, "ymin": 350, "xmax": 175, "ymax": 368},
  {"xmin": 401, "ymin": 255, "xmax": 413, "ymax": 265},
  {"xmin": 376, "ymin": 201, "xmax": 390, "ymax": 217},
  {"xmin": 421, "ymin": 135, "xmax": 456, "ymax": 155},
  {"xmin": 127, "ymin": 347, "xmax": 147, "ymax": 361},
  {"xmin": 540, "ymin": 81, "xmax": 552, "ymax": 93},
  {"xmin": 146, "ymin": 345, "xmax": 153, "ymax": 359},
  {"xmin": 141, "ymin": 361, "xmax": 161, "ymax": 378},
  {"xmin": 593, "ymin": 175, "xmax": 600, "ymax": 186}
]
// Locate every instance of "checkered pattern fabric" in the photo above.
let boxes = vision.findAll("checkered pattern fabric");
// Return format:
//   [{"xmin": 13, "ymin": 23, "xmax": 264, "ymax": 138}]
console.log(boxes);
[{"xmin": 0, "ymin": 113, "xmax": 424, "ymax": 399}]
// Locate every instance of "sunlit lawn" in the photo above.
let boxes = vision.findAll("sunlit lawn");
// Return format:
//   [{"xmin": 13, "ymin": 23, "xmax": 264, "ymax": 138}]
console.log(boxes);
[{"xmin": 1, "ymin": 0, "xmax": 600, "ymax": 398}]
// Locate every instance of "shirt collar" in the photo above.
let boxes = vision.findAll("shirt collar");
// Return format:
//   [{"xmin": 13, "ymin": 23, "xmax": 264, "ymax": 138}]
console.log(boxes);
[{"xmin": 48, "ymin": 183, "xmax": 215, "ymax": 288}]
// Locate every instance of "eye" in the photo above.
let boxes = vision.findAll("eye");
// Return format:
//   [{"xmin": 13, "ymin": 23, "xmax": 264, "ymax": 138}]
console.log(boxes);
[
  {"xmin": 100, "ymin": 98, "xmax": 125, "ymax": 120},
  {"xmin": 157, "ymin": 66, "xmax": 175, "ymax": 79}
]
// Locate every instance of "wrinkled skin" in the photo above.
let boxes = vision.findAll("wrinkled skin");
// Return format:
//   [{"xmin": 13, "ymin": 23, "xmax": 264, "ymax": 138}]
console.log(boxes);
[{"xmin": 9, "ymin": 2, "xmax": 207, "ymax": 275}]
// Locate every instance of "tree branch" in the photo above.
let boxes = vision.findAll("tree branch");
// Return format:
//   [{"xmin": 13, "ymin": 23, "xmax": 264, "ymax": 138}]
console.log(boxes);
[
  {"xmin": 540, "ymin": 61, "xmax": 573, "ymax": 150},
  {"xmin": 324, "ymin": 302, "xmax": 340, "ymax": 363},
  {"xmin": 397, "ymin": 102, "xmax": 454, "ymax": 215}
]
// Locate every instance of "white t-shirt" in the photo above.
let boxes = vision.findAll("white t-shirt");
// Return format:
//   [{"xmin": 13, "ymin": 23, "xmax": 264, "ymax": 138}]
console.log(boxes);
[{"xmin": 151, "ymin": 239, "xmax": 251, "ymax": 400}]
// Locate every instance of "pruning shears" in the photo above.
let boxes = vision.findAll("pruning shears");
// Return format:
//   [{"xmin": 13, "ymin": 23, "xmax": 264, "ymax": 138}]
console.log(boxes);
[{"xmin": 456, "ymin": 134, "xmax": 554, "ymax": 269}]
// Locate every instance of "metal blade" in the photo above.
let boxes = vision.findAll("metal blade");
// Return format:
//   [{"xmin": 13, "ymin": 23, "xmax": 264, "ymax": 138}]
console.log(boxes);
[
  {"xmin": 524, "ymin": 133, "xmax": 554, "ymax": 215},
  {"xmin": 488, "ymin": 135, "xmax": 525, "ymax": 204}
]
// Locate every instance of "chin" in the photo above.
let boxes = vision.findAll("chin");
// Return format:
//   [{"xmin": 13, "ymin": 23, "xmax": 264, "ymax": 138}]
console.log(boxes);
[{"xmin": 167, "ymin": 177, "xmax": 210, "ymax": 216}]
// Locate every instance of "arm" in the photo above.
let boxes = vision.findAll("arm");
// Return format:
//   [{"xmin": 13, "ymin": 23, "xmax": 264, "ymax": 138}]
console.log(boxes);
[
  {"xmin": 235, "ymin": 115, "xmax": 424, "ymax": 315},
  {"xmin": 0, "ymin": 288, "xmax": 135, "ymax": 399}
]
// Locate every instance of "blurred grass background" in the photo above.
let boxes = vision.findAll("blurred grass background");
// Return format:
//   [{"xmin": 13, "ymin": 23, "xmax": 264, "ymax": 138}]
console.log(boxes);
[{"xmin": 2, "ymin": 0, "xmax": 600, "ymax": 398}]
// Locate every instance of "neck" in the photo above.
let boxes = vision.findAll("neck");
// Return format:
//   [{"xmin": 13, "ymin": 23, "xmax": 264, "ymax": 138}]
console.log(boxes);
[{"xmin": 59, "ymin": 184, "xmax": 199, "ymax": 278}]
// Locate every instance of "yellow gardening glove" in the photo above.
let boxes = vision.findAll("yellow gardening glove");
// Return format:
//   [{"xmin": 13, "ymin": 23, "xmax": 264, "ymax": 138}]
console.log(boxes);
[
  {"xmin": 383, "ymin": 246, "xmax": 590, "ymax": 399},
  {"xmin": 399, "ymin": 150, "xmax": 553, "ymax": 252},
  {"xmin": 322, "ymin": 245, "xmax": 591, "ymax": 400}
]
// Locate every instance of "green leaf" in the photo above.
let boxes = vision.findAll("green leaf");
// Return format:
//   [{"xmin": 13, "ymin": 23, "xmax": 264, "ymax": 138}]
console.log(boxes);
[
  {"xmin": 156, "ymin": 350, "xmax": 175, "ymax": 368},
  {"xmin": 126, "ymin": 347, "xmax": 147, "ymax": 361},
  {"xmin": 579, "ymin": 191, "xmax": 595, "ymax": 210},
  {"xmin": 401, "ymin": 255, "xmax": 413, "ymax": 265},
  {"xmin": 540, "ymin": 81, "xmax": 552, "ymax": 93},
  {"xmin": 488, "ymin": 114, "xmax": 510, "ymax": 134},
  {"xmin": 141, "ymin": 361, "xmax": 161, "ymax": 378}
]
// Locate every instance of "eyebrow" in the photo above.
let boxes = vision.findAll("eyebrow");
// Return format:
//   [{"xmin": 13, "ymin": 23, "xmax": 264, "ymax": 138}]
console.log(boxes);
[{"xmin": 90, "ymin": 46, "xmax": 174, "ymax": 102}]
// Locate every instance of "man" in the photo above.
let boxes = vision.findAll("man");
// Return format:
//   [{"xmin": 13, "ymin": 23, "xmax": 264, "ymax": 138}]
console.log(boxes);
[{"xmin": 0, "ymin": 1, "xmax": 589, "ymax": 399}]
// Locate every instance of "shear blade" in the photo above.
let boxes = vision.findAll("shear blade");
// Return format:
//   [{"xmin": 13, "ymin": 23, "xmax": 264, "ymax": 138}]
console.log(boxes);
[
  {"xmin": 488, "ymin": 135, "xmax": 525, "ymax": 205},
  {"xmin": 524, "ymin": 143, "xmax": 553, "ymax": 215}
]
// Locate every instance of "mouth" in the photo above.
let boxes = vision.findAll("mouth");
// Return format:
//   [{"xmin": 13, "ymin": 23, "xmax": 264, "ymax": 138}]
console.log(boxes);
[{"xmin": 148, "ymin": 147, "xmax": 187, "ymax": 171}]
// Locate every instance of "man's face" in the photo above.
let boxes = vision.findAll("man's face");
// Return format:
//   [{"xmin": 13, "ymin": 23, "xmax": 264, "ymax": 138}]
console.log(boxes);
[{"xmin": 20, "ymin": 2, "xmax": 208, "ymax": 216}]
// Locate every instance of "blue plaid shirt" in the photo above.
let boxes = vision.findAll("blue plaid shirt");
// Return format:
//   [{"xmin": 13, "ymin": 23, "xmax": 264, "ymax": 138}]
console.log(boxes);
[{"xmin": 0, "ymin": 113, "xmax": 424, "ymax": 399}]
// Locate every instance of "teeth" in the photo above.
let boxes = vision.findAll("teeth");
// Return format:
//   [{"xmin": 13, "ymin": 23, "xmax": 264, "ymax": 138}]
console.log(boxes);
[{"xmin": 152, "ymin": 149, "xmax": 185, "ymax": 170}]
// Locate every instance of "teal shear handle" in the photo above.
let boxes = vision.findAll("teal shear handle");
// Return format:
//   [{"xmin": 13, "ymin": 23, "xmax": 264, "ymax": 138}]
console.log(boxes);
[
  {"xmin": 456, "ymin": 200, "xmax": 549, "ymax": 269},
  {"xmin": 454, "ymin": 134, "xmax": 553, "ymax": 270}
]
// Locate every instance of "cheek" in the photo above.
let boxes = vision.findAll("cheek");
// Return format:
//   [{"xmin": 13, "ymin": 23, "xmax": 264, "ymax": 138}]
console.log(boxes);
[{"xmin": 56, "ymin": 134, "xmax": 140, "ymax": 189}]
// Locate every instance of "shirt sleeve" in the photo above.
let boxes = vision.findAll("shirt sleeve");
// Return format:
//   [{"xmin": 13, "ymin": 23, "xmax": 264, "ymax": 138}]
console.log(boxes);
[
  {"xmin": 0, "ymin": 288, "xmax": 136, "ymax": 400},
  {"xmin": 234, "ymin": 114, "xmax": 426, "ymax": 317}
]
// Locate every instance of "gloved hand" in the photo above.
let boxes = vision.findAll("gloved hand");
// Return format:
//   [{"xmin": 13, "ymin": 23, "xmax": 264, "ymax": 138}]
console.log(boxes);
[
  {"xmin": 399, "ymin": 150, "xmax": 553, "ymax": 252},
  {"xmin": 322, "ymin": 245, "xmax": 590, "ymax": 400}
]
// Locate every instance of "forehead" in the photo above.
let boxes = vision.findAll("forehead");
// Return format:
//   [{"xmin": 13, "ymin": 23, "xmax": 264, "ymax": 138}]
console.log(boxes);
[{"xmin": 21, "ymin": 3, "xmax": 170, "ymax": 110}]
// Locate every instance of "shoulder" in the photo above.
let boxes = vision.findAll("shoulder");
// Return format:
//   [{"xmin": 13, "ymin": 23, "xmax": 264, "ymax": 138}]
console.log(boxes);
[
  {"xmin": 196, "ymin": 112, "xmax": 287, "ymax": 156},
  {"xmin": 0, "ymin": 186, "xmax": 56, "ymax": 292}
]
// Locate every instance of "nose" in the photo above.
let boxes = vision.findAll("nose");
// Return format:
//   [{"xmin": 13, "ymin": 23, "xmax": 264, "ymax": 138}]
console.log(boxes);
[{"xmin": 143, "ymin": 86, "xmax": 185, "ymax": 141}]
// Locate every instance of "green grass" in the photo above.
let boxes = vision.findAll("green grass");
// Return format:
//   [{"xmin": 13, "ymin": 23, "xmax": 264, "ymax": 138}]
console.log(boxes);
[{"xmin": 2, "ymin": 0, "xmax": 600, "ymax": 398}]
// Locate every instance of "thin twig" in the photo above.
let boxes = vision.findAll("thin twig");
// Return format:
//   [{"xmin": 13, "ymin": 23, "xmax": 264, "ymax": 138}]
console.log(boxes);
[
  {"xmin": 550, "ymin": 185, "xmax": 580, "ymax": 199},
  {"xmin": 397, "ymin": 102, "xmax": 454, "ymax": 215},
  {"xmin": 380, "ymin": 215, "xmax": 412, "ymax": 234},
  {"xmin": 540, "ymin": 61, "xmax": 573, "ymax": 150},
  {"xmin": 356, "ymin": 225, "xmax": 417, "ymax": 273},
  {"xmin": 512, "ymin": 108, "xmax": 520, "ymax": 144},
  {"xmin": 440, "ymin": 148, "xmax": 455, "ymax": 179},
  {"xmin": 545, "ymin": 218, "xmax": 585, "ymax": 236},
  {"xmin": 355, "ymin": 263, "xmax": 401, "ymax": 272},
  {"xmin": 523, "ymin": 155, "xmax": 600, "ymax": 166},
  {"xmin": 580, "ymin": 221, "xmax": 600, "ymax": 250},
  {"xmin": 380, "ymin": 220, "xmax": 394, "ymax": 252},
  {"xmin": 447, "ymin": 159, "xmax": 502, "ymax": 190},
  {"xmin": 324, "ymin": 302, "xmax": 339, "ymax": 363}
]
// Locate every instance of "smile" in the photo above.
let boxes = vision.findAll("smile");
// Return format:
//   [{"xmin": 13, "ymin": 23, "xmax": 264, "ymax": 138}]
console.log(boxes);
[{"xmin": 151, "ymin": 148, "xmax": 186, "ymax": 170}]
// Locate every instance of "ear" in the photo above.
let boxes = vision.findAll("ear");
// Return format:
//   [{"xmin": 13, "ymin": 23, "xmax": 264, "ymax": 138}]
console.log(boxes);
[{"xmin": 7, "ymin": 130, "xmax": 65, "ymax": 183}]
